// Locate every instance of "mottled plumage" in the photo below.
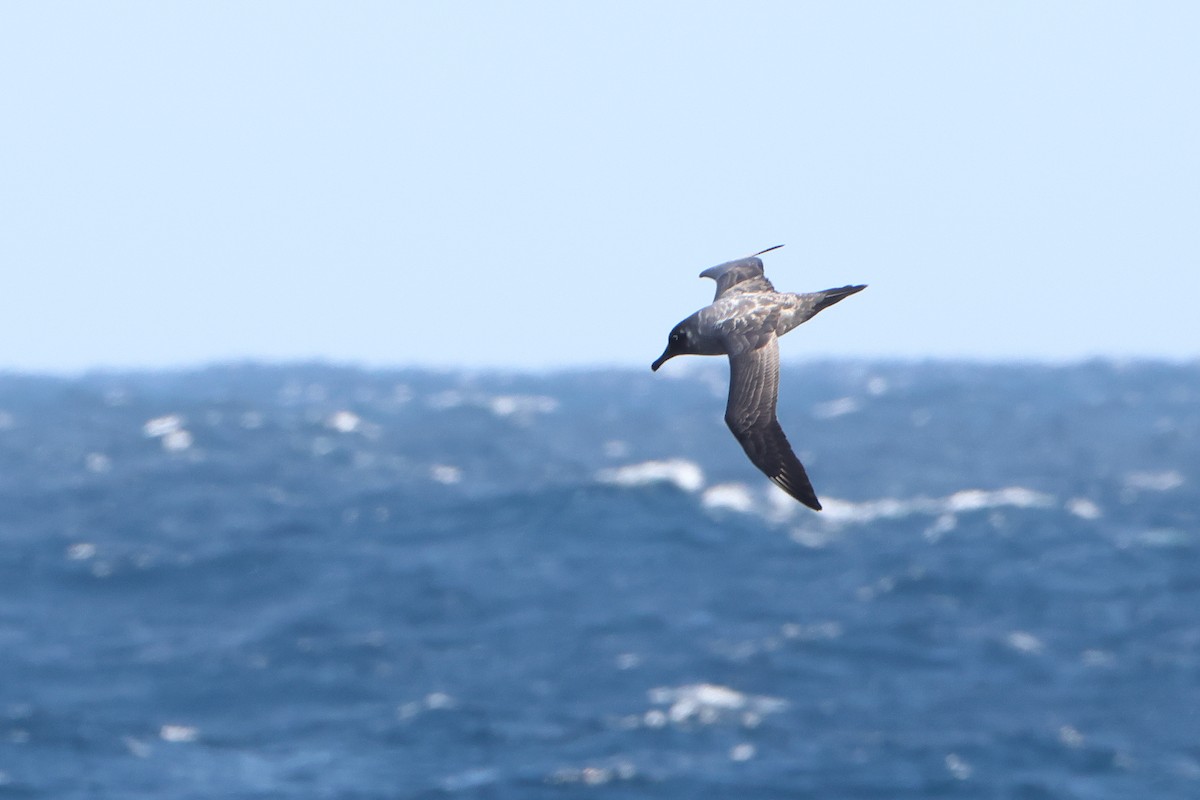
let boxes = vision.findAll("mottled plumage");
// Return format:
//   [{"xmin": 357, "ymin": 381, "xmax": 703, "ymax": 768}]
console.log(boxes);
[{"xmin": 652, "ymin": 248, "xmax": 866, "ymax": 510}]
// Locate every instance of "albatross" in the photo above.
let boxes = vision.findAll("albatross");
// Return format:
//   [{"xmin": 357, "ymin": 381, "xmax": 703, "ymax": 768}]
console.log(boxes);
[{"xmin": 651, "ymin": 246, "xmax": 866, "ymax": 510}]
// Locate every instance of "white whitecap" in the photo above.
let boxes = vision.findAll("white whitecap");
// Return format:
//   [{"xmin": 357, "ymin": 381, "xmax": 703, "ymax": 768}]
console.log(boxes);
[
  {"xmin": 326, "ymin": 410, "xmax": 361, "ymax": 433},
  {"xmin": 122, "ymin": 736, "xmax": 151, "ymax": 759},
  {"xmin": 1130, "ymin": 528, "xmax": 1191, "ymax": 548},
  {"xmin": 1066, "ymin": 498, "xmax": 1103, "ymax": 520},
  {"xmin": 1059, "ymin": 724, "xmax": 1085, "ymax": 749},
  {"xmin": 1081, "ymin": 649, "xmax": 1115, "ymax": 667},
  {"xmin": 142, "ymin": 415, "xmax": 183, "ymax": 438},
  {"xmin": 816, "ymin": 487, "xmax": 1054, "ymax": 527},
  {"xmin": 548, "ymin": 762, "xmax": 636, "ymax": 786},
  {"xmin": 645, "ymin": 683, "xmax": 786, "ymax": 727},
  {"xmin": 488, "ymin": 394, "xmax": 559, "ymax": 417},
  {"xmin": 615, "ymin": 652, "xmax": 640, "ymax": 670},
  {"xmin": 85, "ymin": 453, "xmax": 112, "ymax": 474},
  {"xmin": 924, "ymin": 513, "xmax": 958, "ymax": 541},
  {"xmin": 596, "ymin": 459, "xmax": 704, "ymax": 493},
  {"xmin": 161, "ymin": 430, "xmax": 193, "ymax": 452},
  {"xmin": 1124, "ymin": 470, "xmax": 1184, "ymax": 492},
  {"xmin": 945, "ymin": 753, "xmax": 973, "ymax": 780},
  {"xmin": 944, "ymin": 487, "xmax": 1053, "ymax": 512},
  {"xmin": 730, "ymin": 743, "xmax": 756, "ymax": 761},
  {"xmin": 642, "ymin": 709, "xmax": 667, "ymax": 728},
  {"xmin": 1005, "ymin": 630, "xmax": 1044, "ymax": 654},
  {"xmin": 790, "ymin": 527, "xmax": 836, "ymax": 548},
  {"xmin": 781, "ymin": 621, "xmax": 842, "ymax": 640},
  {"xmin": 430, "ymin": 465, "xmax": 462, "ymax": 485},
  {"xmin": 67, "ymin": 543, "xmax": 97, "ymax": 561},
  {"xmin": 812, "ymin": 396, "xmax": 861, "ymax": 419},
  {"xmin": 701, "ymin": 483, "xmax": 756, "ymax": 513},
  {"xmin": 441, "ymin": 768, "xmax": 498, "ymax": 791},
  {"xmin": 159, "ymin": 724, "xmax": 198, "ymax": 743},
  {"xmin": 818, "ymin": 496, "xmax": 922, "ymax": 524}
]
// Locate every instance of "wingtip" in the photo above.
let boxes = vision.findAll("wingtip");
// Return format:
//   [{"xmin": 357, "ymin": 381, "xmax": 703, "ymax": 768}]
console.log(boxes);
[
  {"xmin": 791, "ymin": 491, "xmax": 823, "ymax": 512},
  {"xmin": 794, "ymin": 488, "xmax": 822, "ymax": 511},
  {"xmin": 771, "ymin": 475, "xmax": 822, "ymax": 511}
]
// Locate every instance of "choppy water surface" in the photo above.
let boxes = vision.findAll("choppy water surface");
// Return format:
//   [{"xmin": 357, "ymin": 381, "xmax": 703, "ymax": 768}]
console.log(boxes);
[{"xmin": 0, "ymin": 361, "xmax": 1197, "ymax": 798}]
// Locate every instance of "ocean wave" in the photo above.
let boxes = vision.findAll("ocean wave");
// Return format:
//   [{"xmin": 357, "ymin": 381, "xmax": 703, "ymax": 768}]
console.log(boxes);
[
  {"xmin": 142, "ymin": 413, "xmax": 193, "ymax": 452},
  {"xmin": 3, "ymin": 362, "xmax": 1196, "ymax": 799},
  {"xmin": 639, "ymin": 683, "xmax": 787, "ymax": 728},
  {"xmin": 597, "ymin": 455, "xmax": 1065, "ymax": 531},
  {"xmin": 1123, "ymin": 470, "xmax": 1185, "ymax": 492},
  {"xmin": 426, "ymin": 390, "xmax": 559, "ymax": 420},
  {"xmin": 816, "ymin": 486, "xmax": 1055, "ymax": 525},
  {"xmin": 595, "ymin": 459, "xmax": 705, "ymax": 493},
  {"xmin": 546, "ymin": 761, "xmax": 638, "ymax": 787},
  {"xmin": 812, "ymin": 396, "xmax": 862, "ymax": 419},
  {"xmin": 700, "ymin": 482, "xmax": 756, "ymax": 513}
]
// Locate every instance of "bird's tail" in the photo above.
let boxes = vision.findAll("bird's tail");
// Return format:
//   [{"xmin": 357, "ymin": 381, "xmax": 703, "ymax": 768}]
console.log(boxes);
[{"xmin": 811, "ymin": 284, "xmax": 867, "ymax": 315}]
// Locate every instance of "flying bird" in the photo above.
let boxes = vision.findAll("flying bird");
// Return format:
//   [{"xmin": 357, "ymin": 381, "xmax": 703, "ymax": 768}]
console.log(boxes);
[{"xmin": 651, "ymin": 246, "xmax": 866, "ymax": 510}]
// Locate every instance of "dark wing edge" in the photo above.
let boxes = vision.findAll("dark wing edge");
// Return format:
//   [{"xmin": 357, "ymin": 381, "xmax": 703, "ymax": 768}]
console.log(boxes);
[
  {"xmin": 699, "ymin": 257, "xmax": 774, "ymax": 301},
  {"xmin": 724, "ymin": 338, "xmax": 822, "ymax": 510}
]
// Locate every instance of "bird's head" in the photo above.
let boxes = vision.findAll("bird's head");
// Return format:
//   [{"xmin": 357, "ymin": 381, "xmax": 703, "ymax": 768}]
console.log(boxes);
[{"xmin": 651, "ymin": 317, "xmax": 700, "ymax": 371}]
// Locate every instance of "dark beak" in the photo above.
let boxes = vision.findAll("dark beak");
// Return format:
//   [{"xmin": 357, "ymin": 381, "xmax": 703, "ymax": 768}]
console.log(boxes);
[{"xmin": 651, "ymin": 348, "xmax": 673, "ymax": 372}]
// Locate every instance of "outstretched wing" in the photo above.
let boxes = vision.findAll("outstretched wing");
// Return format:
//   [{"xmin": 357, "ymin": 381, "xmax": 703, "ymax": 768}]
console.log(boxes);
[
  {"xmin": 700, "ymin": 256, "xmax": 775, "ymax": 301},
  {"xmin": 724, "ymin": 337, "xmax": 821, "ymax": 510}
]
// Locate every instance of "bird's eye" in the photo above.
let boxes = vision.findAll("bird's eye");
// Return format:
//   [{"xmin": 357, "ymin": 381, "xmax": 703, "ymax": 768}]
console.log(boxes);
[{"xmin": 670, "ymin": 332, "xmax": 680, "ymax": 342}]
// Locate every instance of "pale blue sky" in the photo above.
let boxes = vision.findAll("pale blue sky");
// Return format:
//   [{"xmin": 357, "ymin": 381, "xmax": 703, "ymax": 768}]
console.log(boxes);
[{"xmin": 2, "ymin": 2, "xmax": 1197, "ymax": 372}]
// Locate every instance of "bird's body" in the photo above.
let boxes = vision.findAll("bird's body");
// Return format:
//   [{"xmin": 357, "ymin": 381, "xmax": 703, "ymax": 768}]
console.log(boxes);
[{"xmin": 652, "ymin": 248, "xmax": 866, "ymax": 510}]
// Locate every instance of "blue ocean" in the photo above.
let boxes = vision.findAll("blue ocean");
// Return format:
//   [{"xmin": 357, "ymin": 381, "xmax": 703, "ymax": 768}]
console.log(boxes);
[{"xmin": 1, "ymin": 361, "xmax": 1197, "ymax": 798}]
